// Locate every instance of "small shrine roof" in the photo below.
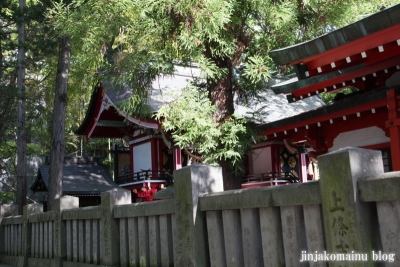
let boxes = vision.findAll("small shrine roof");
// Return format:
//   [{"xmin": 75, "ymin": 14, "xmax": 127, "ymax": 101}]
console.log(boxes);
[{"xmin": 31, "ymin": 156, "xmax": 122, "ymax": 196}]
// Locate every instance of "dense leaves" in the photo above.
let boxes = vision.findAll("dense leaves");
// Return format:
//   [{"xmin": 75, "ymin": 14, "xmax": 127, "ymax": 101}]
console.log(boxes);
[
  {"xmin": 156, "ymin": 86, "xmax": 258, "ymax": 174},
  {"xmin": 47, "ymin": 0, "xmax": 400, "ymax": 187},
  {"xmin": 1, "ymin": 0, "xmax": 399, "ymax": 193}
]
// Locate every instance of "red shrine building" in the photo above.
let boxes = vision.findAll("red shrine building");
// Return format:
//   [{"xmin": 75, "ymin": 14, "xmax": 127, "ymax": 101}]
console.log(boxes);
[
  {"xmin": 244, "ymin": 3, "xmax": 400, "ymax": 187},
  {"xmin": 75, "ymin": 66, "xmax": 199, "ymax": 201},
  {"xmin": 75, "ymin": 64, "xmax": 323, "ymax": 196},
  {"xmin": 76, "ymin": 3, "xmax": 400, "ymax": 194}
]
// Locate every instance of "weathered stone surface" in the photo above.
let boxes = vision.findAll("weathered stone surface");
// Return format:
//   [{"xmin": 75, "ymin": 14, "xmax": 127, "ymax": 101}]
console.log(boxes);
[
  {"xmin": 174, "ymin": 163, "xmax": 223, "ymax": 267},
  {"xmin": 127, "ymin": 217, "xmax": 139, "ymax": 267},
  {"xmin": 148, "ymin": 215, "xmax": 161, "ymax": 267},
  {"xmin": 62, "ymin": 206, "xmax": 101, "ymax": 220},
  {"xmin": 319, "ymin": 147, "xmax": 383, "ymax": 266},
  {"xmin": 72, "ymin": 220, "xmax": 78, "ymax": 262},
  {"xmin": 85, "ymin": 220, "xmax": 92, "ymax": 264},
  {"xmin": 280, "ymin": 205, "xmax": 307, "ymax": 267},
  {"xmin": 222, "ymin": 209, "xmax": 243, "ymax": 267},
  {"xmin": 376, "ymin": 201, "xmax": 400, "ymax": 265},
  {"xmin": 138, "ymin": 216, "xmax": 149, "ymax": 267},
  {"xmin": 152, "ymin": 186, "xmax": 174, "ymax": 200},
  {"xmin": 200, "ymin": 181, "xmax": 320, "ymax": 211},
  {"xmin": 78, "ymin": 220, "xmax": 84, "ymax": 262},
  {"xmin": 0, "ymin": 204, "xmax": 18, "ymax": 223},
  {"xmin": 358, "ymin": 172, "xmax": 400, "ymax": 202},
  {"xmin": 20, "ymin": 203, "xmax": 43, "ymax": 267},
  {"xmin": 92, "ymin": 219, "xmax": 100, "ymax": 265},
  {"xmin": 171, "ymin": 214, "xmax": 177, "ymax": 266},
  {"xmin": 26, "ymin": 257, "xmax": 63, "ymax": 267},
  {"xmin": 119, "ymin": 218, "xmax": 128, "ymax": 267},
  {"xmin": 54, "ymin": 195, "xmax": 79, "ymax": 263},
  {"xmin": 272, "ymin": 182, "xmax": 320, "ymax": 206},
  {"xmin": 100, "ymin": 189, "xmax": 131, "ymax": 267},
  {"xmin": 114, "ymin": 199, "xmax": 174, "ymax": 218},
  {"xmin": 66, "ymin": 220, "xmax": 72, "ymax": 262},
  {"xmin": 260, "ymin": 206, "xmax": 284, "ymax": 267},
  {"xmin": 159, "ymin": 214, "xmax": 173, "ymax": 267},
  {"xmin": 206, "ymin": 211, "xmax": 226, "ymax": 267},
  {"xmin": 241, "ymin": 208, "xmax": 263, "ymax": 267},
  {"xmin": 303, "ymin": 205, "xmax": 326, "ymax": 267},
  {"xmin": 199, "ymin": 187, "xmax": 273, "ymax": 211}
]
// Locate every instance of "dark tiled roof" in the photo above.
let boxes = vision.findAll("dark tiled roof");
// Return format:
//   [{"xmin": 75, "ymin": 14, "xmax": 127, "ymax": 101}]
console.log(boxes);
[
  {"xmin": 101, "ymin": 80, "xmax": 132, "ymax": 104},
  {"xmin": 31, "ymin": 157, "xmax": 121, "ymax": 196},
  {"xmin": 269, "ymin": 4, "xmax": 400, "ymax": 65}
]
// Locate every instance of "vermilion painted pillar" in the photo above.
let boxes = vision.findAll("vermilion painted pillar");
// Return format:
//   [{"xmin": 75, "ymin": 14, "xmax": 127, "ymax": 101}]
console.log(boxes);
[
  {"xmin": 300, "ymin": 153, "xmax": 308, "ymax": 183},
  {"xmin": 385, "ymin": 89, "xmax": 400, "ymax": 171},
  {"xmin": 174, "ymin": 148, "xmax": 182, "ymax": 170}
]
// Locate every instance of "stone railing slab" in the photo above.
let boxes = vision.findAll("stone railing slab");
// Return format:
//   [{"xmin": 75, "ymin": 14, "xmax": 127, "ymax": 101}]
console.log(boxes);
[
  {"xmin": 358, "ymin": 171, "xmax": 400, "ymax": 202},
  {"xmin": 114, "ymin": 199, "xmax": 175, "ymax": 218},
  {"xmin": 1, "ymin": 216, "xmax": 23, "ymax": 225},
  {"xmin": 271, "ymin": 181, "xmax": 320, "ymax": 206},
  {"xmin": 62, "ymin": 206, "xmax": 102, "ymax": 220},
  {"xmin": 29, "ymin": 211, "xmax": 56, "ymax": 223},
  {"xmin": 199, "ymin": 187, "xmax": 273, "ymax": 211},
  {"xmin": 199, "ymin": 181, "xmax": 320, "ymax": 211}
]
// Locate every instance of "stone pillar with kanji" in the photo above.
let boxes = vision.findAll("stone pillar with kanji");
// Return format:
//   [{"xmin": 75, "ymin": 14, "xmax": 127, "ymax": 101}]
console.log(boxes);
[{"xmin": 318, "ymin": 147, "xmax": 383, "ymax": 266}]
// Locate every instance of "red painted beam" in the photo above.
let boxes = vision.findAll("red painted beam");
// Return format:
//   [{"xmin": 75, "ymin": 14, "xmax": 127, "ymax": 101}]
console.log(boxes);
[
  {"xmin": 263, "ymin": 99, "xmax": 387, "ymax": 137},
  {"xmin": 292, "ymin": 56, "xmax": 400, "ymax": 98},
  {"xmin": 84, "ymin": 87, "xmax": 105, "ymax": 140}
]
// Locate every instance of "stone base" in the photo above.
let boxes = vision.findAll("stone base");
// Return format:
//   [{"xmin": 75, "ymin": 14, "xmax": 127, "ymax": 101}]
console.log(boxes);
[
  {"xmin": 0, "ymin": 254, "xmax": 18, "ymax": 266},
  {"xmin": 26, "ymin": 258, "xmax": 62, "ymax": 267},
  {"xmin": 63, "ymin": 260, "xmax": 116, "ymax": 267}
]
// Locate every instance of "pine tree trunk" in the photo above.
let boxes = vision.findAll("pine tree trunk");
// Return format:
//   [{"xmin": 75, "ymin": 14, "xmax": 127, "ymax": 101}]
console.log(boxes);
[
  {"xmin": 208, "ymin": 64, "xmax": 241, "ymax": 190},
  {"xmin": 48, "ymin": 36, "xmax": 71, "ymax": 211},
  {"xmin": 16, "ymin": 0, "xmax": 26, "ymax": 215}
]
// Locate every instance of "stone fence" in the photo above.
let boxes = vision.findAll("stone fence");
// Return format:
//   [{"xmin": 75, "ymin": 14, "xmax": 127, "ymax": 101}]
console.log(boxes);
[{"xmin": 1, "ymin": 147, "xmax": 400, "ymax": 266}]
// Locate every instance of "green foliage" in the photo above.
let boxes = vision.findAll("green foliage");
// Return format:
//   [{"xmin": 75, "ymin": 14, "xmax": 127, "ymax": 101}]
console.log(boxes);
[
  {"xmin": 41, "ymin": 0, "xmax": 400, "ymax": 181},
  {"xmin": 155, "ymin": 86, "xmax": 258, "ymax": 174},
  {"xmin": 320, "ymin": 87, "xmax": 354, "ymax": 105},
  {"xmin": 0, "ymin": 191, "xmax": 14, "ymax": 202}
]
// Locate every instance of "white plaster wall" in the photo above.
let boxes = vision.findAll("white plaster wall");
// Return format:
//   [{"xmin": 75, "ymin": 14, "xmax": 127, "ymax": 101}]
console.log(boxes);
[
  {"xmin": 248, "ymin": 147, "xmax": 273, "ymax": 174},
  {"xmin": 133, "ymin": 142, "xmax": 152, "ymax": 173},
  {"xmin": 329, "ymin": 126, "xmax": 390, "ymax": 152}
]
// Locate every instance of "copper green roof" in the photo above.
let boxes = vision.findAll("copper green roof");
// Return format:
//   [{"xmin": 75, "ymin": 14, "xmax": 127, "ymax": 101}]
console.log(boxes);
[{"xmin": 269, "ymin": 4, "xmax": 400, "ymax": 65}]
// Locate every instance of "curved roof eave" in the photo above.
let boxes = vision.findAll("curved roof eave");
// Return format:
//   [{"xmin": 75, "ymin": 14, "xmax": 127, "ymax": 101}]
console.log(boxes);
[
  {"xmin": 271, "ymin": 64, "xmax": 363, "ymax": 95},
  {"xmin": 258, "ymin": 88, "xmax": 390, "ymax": 133},
  {"xmin": 269, "ymin": 3, "xmax": 400, "ymax": 65},
  {"xmin": 75, "ymin": 85, "xmax": 160, "ymax": 139},
  {"xmin": 75, "ymin": 85, "xmax": 102, "ymax": 135}
]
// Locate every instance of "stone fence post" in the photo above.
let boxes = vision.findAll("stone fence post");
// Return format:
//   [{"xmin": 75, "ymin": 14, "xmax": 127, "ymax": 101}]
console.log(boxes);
[
  {"xmin": 318, "ymin": 147, "xmax": 383, "ymax": 266},
  {"xmin": 174, "ymin": 163, "xmax": 224, "ymax": 267},
  {"xmin": 53, "ymin": 196, "xmax": 79, "ymax": 267},
  {"xmin": 19, "ymin": 203, "xmax": 43, "ymax": 267},
  {"xmin": 0, "ymin": 204, "xmax": 18, "ymax": 256},
  {"xmin": 100, "ymin": 188, "xmax": 131, "ymax": 266}
]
